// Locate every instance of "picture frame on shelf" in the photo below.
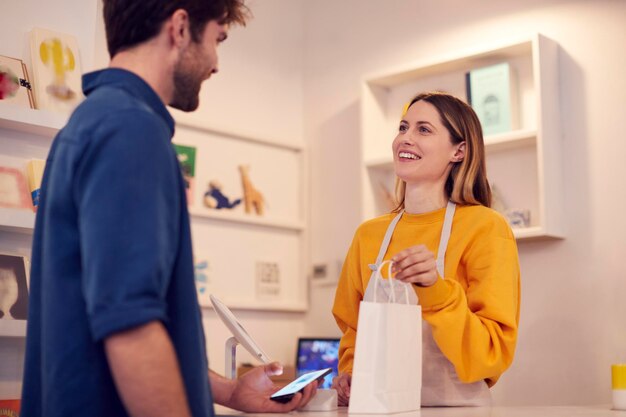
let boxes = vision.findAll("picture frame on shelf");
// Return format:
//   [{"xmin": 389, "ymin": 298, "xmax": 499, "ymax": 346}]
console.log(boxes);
[
  {"xmin": 30, "ymin": 27, "xmax": 83, "ymax": 115},
  {"xmin": 0, "ymin": 253, "xmax": 30, "ymax": 322},
  {"xmin": 173, "ymin": 144, "xmax": 197, "ymax": 206},
  {"xmin": 466, "ymin": 62, "xmax": 519, "ymax": 136},
  {"xmin": 0, "ymin": 399, "xmax": 21, "ymax": 416},
  {"xmin": 0, "ymin": 158, "xmax": 32, "ymax": 211},
  {"xmin": 255, "ymin": 260, "xmax": 281, "ymax": 299},
  {"xmin": 193, "ymin": 258, "xmax": 212, "ymax": 307},
  {"xmin": 0, "ymin": 55, "xmax": 35, "ymax": 109}
]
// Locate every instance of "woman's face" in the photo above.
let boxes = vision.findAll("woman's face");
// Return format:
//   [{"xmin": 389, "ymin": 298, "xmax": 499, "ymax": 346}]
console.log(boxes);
[{"xmin": 392, "ymin": 100, "xmax": 462, "ymax": 187}]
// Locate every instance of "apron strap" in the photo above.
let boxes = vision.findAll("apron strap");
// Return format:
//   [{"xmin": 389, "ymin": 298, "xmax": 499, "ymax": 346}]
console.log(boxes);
[
  {"xmin": 374, "ymin": 211, "xmax": 404, "ymax": 266},
  {"xmin": 435, "ymin": 201, "xmax": 456, "ymax": 278}
]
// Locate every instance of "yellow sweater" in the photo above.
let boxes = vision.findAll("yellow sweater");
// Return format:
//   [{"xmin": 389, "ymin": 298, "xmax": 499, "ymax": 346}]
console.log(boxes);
[{"xmin": 332, "ymin": 204, "xmax": 520, "ymax": 387}]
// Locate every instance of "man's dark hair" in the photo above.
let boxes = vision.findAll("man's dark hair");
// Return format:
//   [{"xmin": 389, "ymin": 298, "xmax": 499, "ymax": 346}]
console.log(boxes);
[{"xmin": 103, "ymin": 0, "xmax": 250, "ymax": 58}]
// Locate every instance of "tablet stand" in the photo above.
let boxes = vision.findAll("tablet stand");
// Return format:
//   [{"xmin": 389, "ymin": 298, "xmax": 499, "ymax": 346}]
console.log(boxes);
[{"xmin": 225, "ymin": 336, "xmax": 239, "ymax": 379}]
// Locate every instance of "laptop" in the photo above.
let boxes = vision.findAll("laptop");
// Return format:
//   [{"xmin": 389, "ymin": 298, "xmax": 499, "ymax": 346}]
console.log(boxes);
[{"xmin": 295, "ymin": 337, "xmax": 340, "ymax": 389}]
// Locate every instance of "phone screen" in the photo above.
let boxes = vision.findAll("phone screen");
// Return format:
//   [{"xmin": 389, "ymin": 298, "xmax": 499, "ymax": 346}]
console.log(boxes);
[{"xmin": 270, "ymin": 368, "xmax": 332, "ymax": 403}]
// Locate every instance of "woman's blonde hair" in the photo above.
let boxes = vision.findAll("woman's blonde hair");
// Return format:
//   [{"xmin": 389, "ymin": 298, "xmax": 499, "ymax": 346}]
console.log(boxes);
[{"xmin": 393, "ymin": 91, "xmax": 491, "ymax": 211}]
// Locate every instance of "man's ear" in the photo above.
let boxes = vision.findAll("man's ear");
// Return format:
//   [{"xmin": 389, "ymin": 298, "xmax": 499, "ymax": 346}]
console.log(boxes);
[
  {"xmin": 169, "ymin": 9, "xmax": 191, "ymax": 48},
  {"xmin": 452, "ymin": 141, "xmax": 466, "ymax": 162}
]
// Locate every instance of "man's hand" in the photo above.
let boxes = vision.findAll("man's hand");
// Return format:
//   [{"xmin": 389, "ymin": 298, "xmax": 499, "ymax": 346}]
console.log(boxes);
[{"xmin": 212, "ymin": 362, "xmax": 318, "ymax": 413}]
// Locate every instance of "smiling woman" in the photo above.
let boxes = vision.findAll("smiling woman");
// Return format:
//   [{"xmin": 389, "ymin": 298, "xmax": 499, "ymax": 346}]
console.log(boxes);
[{"xmin": 332, "ymin": 91, "xmax": 520, "ymax": 407}]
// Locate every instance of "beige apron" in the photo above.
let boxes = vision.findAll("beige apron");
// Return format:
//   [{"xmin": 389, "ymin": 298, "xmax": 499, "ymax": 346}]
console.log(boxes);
[{"xmin": 363, "ymin": 202, "xmax": 491, "ymax": 406}]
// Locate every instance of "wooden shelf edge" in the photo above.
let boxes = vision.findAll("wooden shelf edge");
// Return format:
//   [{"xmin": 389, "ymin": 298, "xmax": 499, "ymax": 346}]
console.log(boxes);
[
  {"xmin": 484, "ymin": 128, "xmax": 537, "ymax": 147},
  {"xmin": 514, "ymin": 226, "xmax": 564, "ymax": 241},
  {"xmin": 188, "ymin": 207, "xmax": 305, "ymax": 231},
  {"xmin": 206, "ymin": 300, "xmax": 308, "ymax": 313},
  {"xmin": 0, "ymin": 102, "xmax": 66, "ymax": 137},
  {"xmin": 0, "ymin": 320, "xmax": 27, "ymax": 337},
  {"xmin": 174, "ymin": 118, "xmax": 305, "ymax": 153},
  {"xmin": 0, "ymin": 208, "xmax": 36, "ymax": 233},
  {"xmin": 364, "ymin": 34, "xmax": 540, "ymax": 87}
]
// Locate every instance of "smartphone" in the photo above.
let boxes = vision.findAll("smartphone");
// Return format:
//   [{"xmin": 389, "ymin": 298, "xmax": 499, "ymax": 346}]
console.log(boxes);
[{"xmin": 270, "ymin": 367, "xmax": 332, "ymax": 403}]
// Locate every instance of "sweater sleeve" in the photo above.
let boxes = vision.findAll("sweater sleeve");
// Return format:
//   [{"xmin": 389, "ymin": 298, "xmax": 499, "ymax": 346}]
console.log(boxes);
[
  {"xmin": 416, "ymin": 219, "xmax": 520, "ymax": 386},
  {"xmin": 332, "ymin": 232, "xmax": 364, "ymax": 375}
]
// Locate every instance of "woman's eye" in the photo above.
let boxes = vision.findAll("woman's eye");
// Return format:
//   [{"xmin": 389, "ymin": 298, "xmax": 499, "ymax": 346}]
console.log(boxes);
[
  {"xmin": 419, "ymin": 126, "xmax": 431, "ymax": 133},
  {"xmin": 398, "ymin": 124, "xmax": 408, "ymax": 132}
]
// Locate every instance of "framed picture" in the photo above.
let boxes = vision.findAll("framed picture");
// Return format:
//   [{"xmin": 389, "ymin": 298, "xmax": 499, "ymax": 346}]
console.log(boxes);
[
  {"xmin": 173, "ymin": 144, "xmax": 197, "ymax": 206},
  {"xmin": 30, "ymin": 27, "xmax": 83, "ymax": 114},
  {"xmin": 0, "ymin": 399, "xmax": 21, "ymax": 417},
  {"xmin": 466, "ymin": 62, "xmax": 519, "ymax": 136},
  {"xmin": 0, "ymin": 55, "xmax": 35, "ymax": 109},
  {"xmin": 0, "ymin": 253, "xmax": 30, "ymax": 321},
  {"xmin": 0, "ymin": 166, "xmax": 32, "ymax": 210}
]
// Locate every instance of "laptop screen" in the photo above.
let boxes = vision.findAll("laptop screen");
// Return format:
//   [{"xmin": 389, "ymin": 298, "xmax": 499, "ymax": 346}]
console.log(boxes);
[{"xmin": 295, "ymin": 338, "xmax": 340, "ymax": 389}]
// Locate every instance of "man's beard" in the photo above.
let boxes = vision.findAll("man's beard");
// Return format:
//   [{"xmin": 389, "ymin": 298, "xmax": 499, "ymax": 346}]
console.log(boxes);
[{"xmin": 170, "ymin": 58, "xmax": 202, "ymax": 112}]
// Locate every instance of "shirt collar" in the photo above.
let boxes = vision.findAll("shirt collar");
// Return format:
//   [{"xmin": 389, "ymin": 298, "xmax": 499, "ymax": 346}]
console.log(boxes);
[{"xmin": 82, "ymin": 68, "xmax": 175, "ymax": 136}]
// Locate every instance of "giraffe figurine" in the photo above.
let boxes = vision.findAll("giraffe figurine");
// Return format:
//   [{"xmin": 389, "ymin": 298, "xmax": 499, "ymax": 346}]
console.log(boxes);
[{"xmin": 238, "ymin": 165, "xmax": 265, "ymax": 215}]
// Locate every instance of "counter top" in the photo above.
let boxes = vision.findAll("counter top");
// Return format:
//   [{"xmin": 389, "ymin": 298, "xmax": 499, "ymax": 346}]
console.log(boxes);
[{"xmin": 216, "ymin": 405, "xmax": 626, "ymax": 417}]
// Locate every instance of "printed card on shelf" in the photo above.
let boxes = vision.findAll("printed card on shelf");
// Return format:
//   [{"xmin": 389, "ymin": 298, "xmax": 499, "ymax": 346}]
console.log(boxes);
[
  {"xmin": 0, "ymin": 55, "xmax": 35, "ymax": 109},
  {"xmin": 26, "ymin": 159, "xmax": 46, "ymax": 210},
  {"xmin": 0, "ymin": 155, "xmax": 32, "ymax": 211},
  {"xmin": 0, "ymin": 399, "xmax": 21, "ymax": 417},
  {"xmin": 0, "ymin": 253, "xmax": 30, "ymax": 322},
  {"xmin": 30, "ymin": 27, "xmax": 83, "ymax": 115},
  {"xmin": 466, "ymin": 62, "xmax": 519, "ymax": 136}
]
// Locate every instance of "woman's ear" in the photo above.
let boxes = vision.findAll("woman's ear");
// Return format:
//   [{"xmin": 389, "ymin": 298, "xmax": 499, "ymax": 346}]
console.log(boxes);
[{"xmin": 452, "ymin": 141, "xmax": 466, "ymax": 162}]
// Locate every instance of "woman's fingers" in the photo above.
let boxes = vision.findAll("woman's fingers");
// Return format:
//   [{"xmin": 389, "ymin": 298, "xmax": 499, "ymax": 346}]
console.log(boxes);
[
  {"xmin": 332, "ymin": 373, "xmax": 351, "ymax": 406},
  {"xmin": 390, "ymin": 245, "xmax": 438, "ymax": 286}
]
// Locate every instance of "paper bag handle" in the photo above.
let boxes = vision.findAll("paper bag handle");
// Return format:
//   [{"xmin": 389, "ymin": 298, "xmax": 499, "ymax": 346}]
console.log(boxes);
[{"xmin": 373, "ymin": 260, "xmax": 410, "ymax": 304}]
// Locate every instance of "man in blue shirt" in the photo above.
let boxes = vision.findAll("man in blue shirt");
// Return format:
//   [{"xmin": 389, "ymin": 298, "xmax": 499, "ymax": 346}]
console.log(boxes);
[{"xmin": 21, "ymin": 1, "xmax": 317, "ymax": 416}]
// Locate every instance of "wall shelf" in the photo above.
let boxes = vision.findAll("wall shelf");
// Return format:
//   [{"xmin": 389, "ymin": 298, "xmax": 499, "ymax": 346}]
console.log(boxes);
[
  {"xmin": 209, "ymin": 299, "xmax": 308, "ymax": 313},
  {"xmin": 361, "ymin": 33, "xmax": 564, "ymax": 241},
  {"xmin": 0, "ymin": 208, "xmax": 35, "ymax": 234},
  {"xmin": 0, "ymin": 102, "xmax": 66, "ymax": 138},
  {"xmin": 188, "ymin": 206, "xmax": 305, "ymax": 232},
  {"xmin": 0, "ymin": 320, "xmax": 27, "ymax": 337}
]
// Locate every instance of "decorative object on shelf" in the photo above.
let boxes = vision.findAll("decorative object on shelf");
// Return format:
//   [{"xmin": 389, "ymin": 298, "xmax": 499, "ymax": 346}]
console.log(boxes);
[
  {"xmin": 0, "ymin": 399, "xmax": 20, "ymax": 417},
  {"xmin": 26, "ymin": 159, "xmax": 46, "ymax": 211},
  {"xmin": 466, "ymin": 62, "xmax": 518, "ymax": 136},
  {"xmin": 255, "ymin": 261, "xmax": 280, "ymax": 298},
  {"xmin": 193, "ymin": 259, "xmax": 211, "ymax": 307},
  {"xmin": 490, "ymin": 183, "xmax": 508, "ymax": 214},
  {"xmin": 0, "ymin": 166, "xmax": 31, "ymax": 210},
  {"xmin": 29, "ymin": 27, "xmax": 83, "ymax": 114},
  {"xmin": 490, "ymin": 183, "xmax": 530, "ymax": 229},
  {"xmin": 238, "ymin": 165, "xmax": 265, "ymax": 215},
  {"xmin": 0, "ymin": 55, "xmax": 35, "ymax": 109},
  {"xmin": 505, "ymin": 208, "xmax": 531, "ymax": 229},
  {"xmin": 173, "ymin": 144, "xmax": 197, "ymax": 206},
  {"xmin": 0, "ymin": 253, "xmax": 29, "ymax": 321},
  {"xmin": 203, "ymin": 180, "xmax": 241, "ymax": 210}
]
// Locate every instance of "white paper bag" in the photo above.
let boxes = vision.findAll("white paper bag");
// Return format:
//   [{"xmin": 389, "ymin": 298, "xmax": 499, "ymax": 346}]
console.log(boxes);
[{"xmin": 349, "ymin": 261, "xmax": 422, "ymax": 414}]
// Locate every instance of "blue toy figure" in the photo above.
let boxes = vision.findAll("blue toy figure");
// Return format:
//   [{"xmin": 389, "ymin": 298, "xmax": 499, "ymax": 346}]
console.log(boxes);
[{"xmin": 203, "ymin": 180, "xmax": 241, "ymax": 209}]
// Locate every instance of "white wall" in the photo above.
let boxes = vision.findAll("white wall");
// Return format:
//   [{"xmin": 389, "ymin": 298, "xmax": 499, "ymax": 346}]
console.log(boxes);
[
  {"xmin": 3, "ymin": 0, "xmax": 626, "ymax": 407},
  {"xmin": 303, "ymin": 0, "xmax": 626, "ymax": 406}
]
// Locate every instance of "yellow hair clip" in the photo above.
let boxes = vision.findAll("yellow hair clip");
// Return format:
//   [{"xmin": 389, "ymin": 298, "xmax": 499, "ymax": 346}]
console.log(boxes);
[{"xmin": 401, "ymin": 102, "xmax": 410, "ymax": 117}]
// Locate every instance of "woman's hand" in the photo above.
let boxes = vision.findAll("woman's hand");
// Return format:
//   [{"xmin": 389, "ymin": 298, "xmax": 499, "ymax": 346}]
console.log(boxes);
[
  {"xmin": 391, "ymin": 244, "xmax": 439, "ymax": 287},
  {"xmin": 331, "ymin": 373, "xmax": 351, "ymax": 406}
]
